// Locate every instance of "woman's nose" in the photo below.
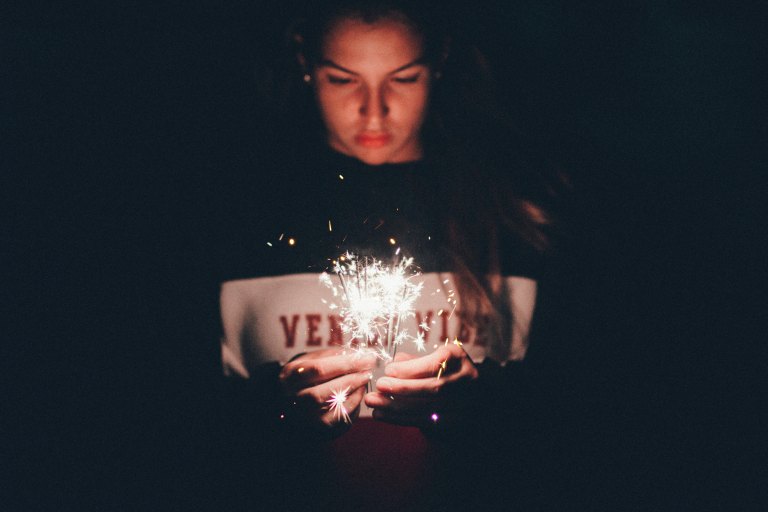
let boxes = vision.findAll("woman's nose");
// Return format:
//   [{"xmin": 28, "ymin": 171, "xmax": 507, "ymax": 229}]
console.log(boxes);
[{"xmin": 359, "ymin": 87, "xmax": 389, "ymax": 124}]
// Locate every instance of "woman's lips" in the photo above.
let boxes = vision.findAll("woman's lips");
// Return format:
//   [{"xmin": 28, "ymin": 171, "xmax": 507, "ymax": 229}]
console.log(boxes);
[{"xmin": 355, "ymin": 132, "xmax": 392, "ymax": 148}]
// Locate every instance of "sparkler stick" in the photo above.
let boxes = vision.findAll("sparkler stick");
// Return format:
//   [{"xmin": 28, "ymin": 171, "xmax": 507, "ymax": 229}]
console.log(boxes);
[{"xmin": 391, "ymin": 287, "xmax": 406, "ymax": 360}]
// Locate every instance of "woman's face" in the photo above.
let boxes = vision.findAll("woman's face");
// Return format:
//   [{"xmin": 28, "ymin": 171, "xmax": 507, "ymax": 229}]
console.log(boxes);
[{"xmin": 313, "ymin": 17, "xmax": 431, "ymax": 165}]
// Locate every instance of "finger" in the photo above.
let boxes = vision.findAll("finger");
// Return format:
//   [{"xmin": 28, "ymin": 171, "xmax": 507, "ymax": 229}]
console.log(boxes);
[
  {"xmin": 392, "ymin": 352, "xmax": 417, "ymax": 363},
  {"xmin": 319, "ymin": 376, "xmax": 369, "ymax": 427},
  {"xmin": 344, "ymin": 384, "xmax": 366, "ymax": 411},
  {"xmin": 363, "ymin": 390, "xmax": 393, "ymax": 409},
  {"xmin": 375, "ymin": 360, "xmax": 474, "ymax": 398},
  {"xmin": 319, "ymin": 384, "xmax": 366, "ymax": 426},
  {"xmin": 346, "ymin": 386, "xmax": 367, "ymax": 421},
  {"xmin": 280, "ymin": 353, "xmax": 376, "ymax": 393},
  {"xmin": 295, "ymin": 370, "xmax": 372, "ymax": 412},
  {"xmin": 383, "ymin": 348, "xmax": 445, "ymax": 379},
  {"xmin": 385, "ymin": 345, "xmax": 465, "ymax": 379}
]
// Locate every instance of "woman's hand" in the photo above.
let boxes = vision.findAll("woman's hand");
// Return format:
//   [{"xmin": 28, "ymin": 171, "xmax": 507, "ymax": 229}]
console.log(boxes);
[
  {"xmin": 364, "ymin": 343, "xmax": 479, "ymax": 427},
  {"xmin": 279, "ymin": 348, "xmax": 376, "ymax": 435}
]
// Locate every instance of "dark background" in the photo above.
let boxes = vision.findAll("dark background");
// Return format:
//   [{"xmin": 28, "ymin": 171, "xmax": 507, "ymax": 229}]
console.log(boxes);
[{"xmin": 8, "ymin": 1, "xmax": 765, "ymax": 509}]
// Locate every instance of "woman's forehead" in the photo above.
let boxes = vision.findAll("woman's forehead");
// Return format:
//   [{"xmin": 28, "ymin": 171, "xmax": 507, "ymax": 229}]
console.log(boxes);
[{"xmin": 321, "ymin": 18, "xmax": 424, "ymax": 71}]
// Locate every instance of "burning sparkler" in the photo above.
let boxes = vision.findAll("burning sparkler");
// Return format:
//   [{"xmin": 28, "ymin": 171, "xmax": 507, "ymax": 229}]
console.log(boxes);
[{"xmin": 319, "ymin": 252, "xmax": 424, "ymax": 362}]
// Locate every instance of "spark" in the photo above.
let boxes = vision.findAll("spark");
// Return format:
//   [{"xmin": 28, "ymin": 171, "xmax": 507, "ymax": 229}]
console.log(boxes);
[
  {"xmin": 288, "ymin": 238, "xmax": 296, "ymax": 246},
  {"xmin": 414, "ymin": 331, "xmax": 426, "ymax": 352},
  {"xmin": 328, "ymin": 220, "xmax": 333, "ymax": 232},
  {"xmin": 376, "ymin": 345, "xmax": 394, "ymax": 362},
  {"xmin": 266, "ymin": 242, "xmax": 273, "ymax": 247},
  {"xmin": 436, "ymin": 338, "xmax": 463, "ymax": 379},
  {"xmin": 339, "ymin": 174, "xmax": 344, "ymax": 180},
  {"xmin": 327, "ymin": 386, "xmax": 351, "ymax": 424},
  {"xmin": 436, "ymin": 360, "xmax": 447, "ymax": 379}
]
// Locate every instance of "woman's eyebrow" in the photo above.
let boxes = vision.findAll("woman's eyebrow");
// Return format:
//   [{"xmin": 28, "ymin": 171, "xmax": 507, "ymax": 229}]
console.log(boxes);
[
  {"xmin": 319, "ymin": 59, "xmax": 357, "ymax": 74},
  {"xmin": 318, "ymin": 58, "xmax": 426, "ymax": 75},
  {"xmin": 389, "ymin": 59, "xmax": 426, "ymax": 74}
]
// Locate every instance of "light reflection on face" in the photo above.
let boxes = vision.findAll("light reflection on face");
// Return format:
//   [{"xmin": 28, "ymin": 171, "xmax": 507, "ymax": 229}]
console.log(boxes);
[{"xmin": 313, "ymin": 17, "xmax": 431, "ymax": 165}]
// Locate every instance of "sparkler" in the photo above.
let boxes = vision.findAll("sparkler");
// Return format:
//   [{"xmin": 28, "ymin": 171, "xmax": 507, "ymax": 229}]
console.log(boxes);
[{"xmin": 319, "ymin": 252, "xmax": 424, "ymax": 362}]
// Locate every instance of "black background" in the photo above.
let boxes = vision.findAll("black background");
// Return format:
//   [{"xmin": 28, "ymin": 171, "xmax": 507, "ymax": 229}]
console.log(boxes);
[{"xmin": 8, "ymin": 1, "xmax": 766, "ymax": 509}]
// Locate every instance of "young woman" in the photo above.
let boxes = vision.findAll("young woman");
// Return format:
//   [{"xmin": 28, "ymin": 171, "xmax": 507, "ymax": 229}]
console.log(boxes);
[{"xmin": 216, "ymin": 1, "xmax": 560, "ymax": 509}]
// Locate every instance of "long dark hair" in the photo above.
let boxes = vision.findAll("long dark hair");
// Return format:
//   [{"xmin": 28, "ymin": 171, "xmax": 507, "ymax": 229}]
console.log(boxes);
[{"xmin": 262, "ymin": 0, "xmax": 561, "ymax": 355}]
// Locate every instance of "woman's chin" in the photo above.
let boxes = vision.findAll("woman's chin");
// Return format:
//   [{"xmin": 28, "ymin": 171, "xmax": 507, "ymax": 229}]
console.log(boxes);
[
  {"xmin": 330, "ymin": 139, "xmax": 421, "ymax": 165},
  {"xmin": 354, "ymin": 151, "xmax": 392, "ymax": 166},
  {"xmin": 354, "ymin": 147, "xmax": 422, "ymax": 166},
  {"xmin": 334, "ymin": 145, "xmax": 392, "ymax": 166}
]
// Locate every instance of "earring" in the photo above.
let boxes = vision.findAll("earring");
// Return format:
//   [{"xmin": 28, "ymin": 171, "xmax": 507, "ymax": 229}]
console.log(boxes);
[{"xmin": 303, "ymin": 73, "xmax": 312, "ymax": 84}]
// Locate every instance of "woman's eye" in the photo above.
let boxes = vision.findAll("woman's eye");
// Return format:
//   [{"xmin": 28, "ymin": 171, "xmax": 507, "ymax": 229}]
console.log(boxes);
[
  {"xmin": 328, "ymin": 75, "xmax": 354, "ymax": 85},
  {"xmin": 392, "ymin": 74, "xmax": 421, "ymax": 84}
]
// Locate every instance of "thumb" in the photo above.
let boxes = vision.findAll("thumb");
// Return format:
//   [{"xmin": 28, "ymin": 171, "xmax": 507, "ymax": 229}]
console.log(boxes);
[{"xmin": 392, "ymin": 352, "xmax": 417, "ymax": 363}]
